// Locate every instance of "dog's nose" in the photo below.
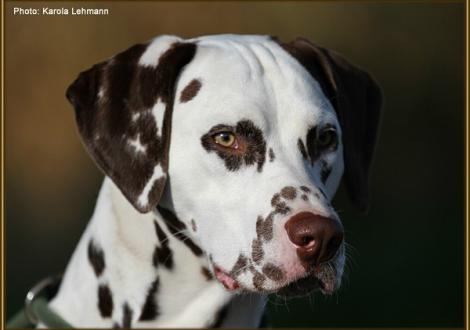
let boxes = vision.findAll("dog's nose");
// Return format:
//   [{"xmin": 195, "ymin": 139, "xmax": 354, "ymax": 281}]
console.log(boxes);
[{"xmin": 284, "ymin": 212, "xmax": 344, "ymax": 265}]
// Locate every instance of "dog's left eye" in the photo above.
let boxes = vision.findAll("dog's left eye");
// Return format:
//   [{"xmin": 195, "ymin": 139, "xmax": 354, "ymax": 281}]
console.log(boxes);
[
  {"xmin": 317, "ymin": 127, "xmax": 337, "ymax": 151},
  {"xmin": 213, "ymin": 132, "xmax": 237, "ymax": 148}
]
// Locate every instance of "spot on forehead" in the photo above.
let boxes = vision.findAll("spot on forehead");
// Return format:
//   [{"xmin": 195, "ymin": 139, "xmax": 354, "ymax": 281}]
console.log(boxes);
[{"xmin": 180, "ymin": 79, "xmax": 202, "ymax": 103}]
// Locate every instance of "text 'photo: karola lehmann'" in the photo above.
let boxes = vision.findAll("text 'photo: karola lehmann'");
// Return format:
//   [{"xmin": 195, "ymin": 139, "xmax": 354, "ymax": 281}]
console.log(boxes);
[{"xmin": 12, "ymin": 6, "xmax": 109, "ymax": 16}]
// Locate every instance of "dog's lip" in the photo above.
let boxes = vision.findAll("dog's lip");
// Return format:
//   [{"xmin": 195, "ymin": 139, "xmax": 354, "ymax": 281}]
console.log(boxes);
[{"xmin": 213, "ymin": 266, "xmax": 240, "ymax": 291}]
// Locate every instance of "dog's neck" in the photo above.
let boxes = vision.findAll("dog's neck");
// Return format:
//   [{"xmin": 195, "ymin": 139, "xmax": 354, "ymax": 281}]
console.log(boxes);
[{"xmin": 48, "ymin": 178, "xmax": 266, "ymax": 328}]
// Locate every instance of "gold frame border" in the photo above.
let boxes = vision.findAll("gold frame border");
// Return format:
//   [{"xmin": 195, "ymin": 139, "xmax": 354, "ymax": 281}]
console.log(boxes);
[{"xmin": 0, "ymin": 1, "xmax": 467, "ymax": 329}]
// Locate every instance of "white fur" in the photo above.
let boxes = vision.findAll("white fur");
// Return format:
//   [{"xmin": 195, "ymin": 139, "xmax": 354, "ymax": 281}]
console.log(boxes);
[
  {"xmin": 128, "ymin": 134, "xmax": 147, "ymax": 154},
  {"xmin": 138, "ymin": 35, "xmax": 182, "ymax": 67},
  {"xmin": 169, "ymin": 35, "xmax": 344, "ymax": 289},
  {"xmin": 52, "ymin": 34, "xmax": 347, "ymax": 328},
  {"xmin": 151, "ymin": 100, "xmax": 166, "ymax": 138}
]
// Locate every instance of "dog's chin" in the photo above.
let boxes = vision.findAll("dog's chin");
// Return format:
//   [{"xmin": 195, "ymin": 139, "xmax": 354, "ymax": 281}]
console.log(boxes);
[{"xmin": 268, "ymin": 265, "xmax": 338, "ymax": 298}]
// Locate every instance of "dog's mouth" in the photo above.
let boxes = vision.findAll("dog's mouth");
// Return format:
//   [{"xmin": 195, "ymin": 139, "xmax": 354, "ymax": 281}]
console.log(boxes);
[
  {"xmin": 213, "ymin": 263, "xmax": 337, "ymax": 297},
  {"xmin": 214, "ymin": 266, "xmax": 240, "ymax": 291}
]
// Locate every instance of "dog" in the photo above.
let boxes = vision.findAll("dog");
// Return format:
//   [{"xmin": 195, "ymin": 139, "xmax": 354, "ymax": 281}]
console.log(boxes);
[{"xmin": 47, "ymin": 34, "xmax": 382, "ymax": 328}]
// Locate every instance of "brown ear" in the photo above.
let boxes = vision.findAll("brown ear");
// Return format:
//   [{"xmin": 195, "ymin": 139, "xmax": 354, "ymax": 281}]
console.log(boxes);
[
  {"xmin": 66, "ymin": 37, "xmax": 196, "ymax": 213},
  {"xmin": 282, "ymin": 38, "xmax": 383, "ymax": 213}
]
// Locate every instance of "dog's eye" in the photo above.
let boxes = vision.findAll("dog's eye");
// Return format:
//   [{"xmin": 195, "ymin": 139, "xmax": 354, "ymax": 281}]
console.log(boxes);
[
  {"xmin": 317, "ymin": 127, "xmax": 337, "ymax": 151},
  {"xmin": 213, "ymin": 132, "xmax": 236, "ymax": 148}
]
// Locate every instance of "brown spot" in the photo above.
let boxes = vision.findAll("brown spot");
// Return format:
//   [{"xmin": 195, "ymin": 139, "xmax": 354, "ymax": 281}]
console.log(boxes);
[
  {"xmin": 262, "ymin": 263, "xmax": 285, "ymax": 282},
  {"xmin": 201, "ymin": 267, "xmax": 213, "ymax": 281},
  {"xmin": 252, "ymin": 239, "xmax": 264, "ymax": 264},
  {"xmin": 88, "ymin": 239, "xmax": 105, "ymax": 277},
  {"xmin": 274, "ymin": 201, "xmax": 290, "ymax": 215},
  {"xmin": 271, "ymin": 192, "xmax": 291, "ymax": 215},
  {"xmin": 268, "ymin": 148, "xmax": 275, "ymax": 162},
  {"xmin": 298, "ymin": 139, "xmax": 308, "ymax": 159},
  {"xmin": 230, "ymin": 254, "xmax": 248, "ymax": 277},
  {"xmin": 256, "ymin": 214, "xmax": 274, "ymax": 241},
  {"xmin": 253, "ymin": 272, "xmax": 266, "ymax": 291},
  {"xmin": 271, "ymin": 194, "xmax": 281, "ymax": 207},
  {"xmin": 157, "ymin": 206, "xmax": 203, "ymax": 256},
  {"xmin": 139, "ymin": 278, "xmax": 160, "ymax": 321},
  {"xmin": 122, "ymin": 302, "xmax": 133, "ymax": 328},
  {"xmin": 300, "ymin": 185, "xmax": 311, "ymax": 193},
  {"xmin": 301, "ymin": 194, "xmax": 309, "ymax": 201},
  {"xmin": 201, "ymin": 120, "xmax": 266, "ymax": 172},
  {"xmin": 190, "ymin": 219, "xmax": 197, "ymax": 232},
  {"xmin": 180, "ymin": 78, "xmax": 202, "ymax": 103},
  {"xmin": 98, "ymin": 284, "xmax": 113, "ymax": 318},
  {"xmin": 306, "ymin": 126, "xmax": 318, "ymax": 164},
  {"xmin": 153, "ymin": 221, "xmax": 173, "ymax": 269},
  {"xmin": 280, "ymin": 186, "xmax": 297, "ymax": 200}
]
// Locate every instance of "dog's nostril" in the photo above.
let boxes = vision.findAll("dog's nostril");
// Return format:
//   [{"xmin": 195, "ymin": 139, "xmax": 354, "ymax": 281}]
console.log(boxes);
[{"xmin": 301, "ymin": 236, "xmax": 315, "ymax": 247}]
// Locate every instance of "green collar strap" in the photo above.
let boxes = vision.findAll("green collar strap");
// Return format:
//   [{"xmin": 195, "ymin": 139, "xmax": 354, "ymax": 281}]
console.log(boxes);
[{"xmin": 7, "ymin": 275, "xmax": 72, "ymax": 329}]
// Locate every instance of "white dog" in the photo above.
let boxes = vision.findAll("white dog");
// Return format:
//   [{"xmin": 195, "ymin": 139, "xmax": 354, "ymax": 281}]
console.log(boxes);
[{"xmin": 47, "ymin": 34, "xmax": 382, "ymax": 328}]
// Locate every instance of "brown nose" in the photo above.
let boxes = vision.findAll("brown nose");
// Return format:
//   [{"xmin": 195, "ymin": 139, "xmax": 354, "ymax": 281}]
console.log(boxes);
[{"xmin": 285, "ymin": 212, "xmax": 344, "ymax": 266}]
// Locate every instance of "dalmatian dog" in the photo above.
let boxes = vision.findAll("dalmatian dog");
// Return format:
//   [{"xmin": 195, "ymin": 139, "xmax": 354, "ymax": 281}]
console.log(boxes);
[{"xmin": 48, "ymin": 34, "xmax": 382, "ymax": 328}]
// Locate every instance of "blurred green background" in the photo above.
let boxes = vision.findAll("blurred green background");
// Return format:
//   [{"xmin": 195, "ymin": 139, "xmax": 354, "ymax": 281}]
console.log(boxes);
[{"xmin": 5, "ymin": 1, "xmax": 465, "ymax": 327}]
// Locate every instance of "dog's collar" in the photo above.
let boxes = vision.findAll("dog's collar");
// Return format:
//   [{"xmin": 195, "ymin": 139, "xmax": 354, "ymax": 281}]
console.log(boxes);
[
  {"xmin": 7, "ymin": 274, "xmax": 73, "ymax": 328},
  {"xmin": 7, "ymin": 274, "xmax": 270, "ymax": 328}
]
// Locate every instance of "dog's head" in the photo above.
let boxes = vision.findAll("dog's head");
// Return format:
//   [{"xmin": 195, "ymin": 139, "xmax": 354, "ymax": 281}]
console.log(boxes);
[{"xmin": 67, "ymin": 35, "xmax": 382, "ymax": 296}]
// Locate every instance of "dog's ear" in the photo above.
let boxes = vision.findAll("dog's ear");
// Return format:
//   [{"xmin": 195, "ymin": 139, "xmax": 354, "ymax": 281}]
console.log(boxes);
[
  {"xmin": 282, "ymin": 38, "xmax": 383, "ymax": 213},
  {"xmin": 66, "ymin": 36, "xmax": 197, "ymax": 213}
]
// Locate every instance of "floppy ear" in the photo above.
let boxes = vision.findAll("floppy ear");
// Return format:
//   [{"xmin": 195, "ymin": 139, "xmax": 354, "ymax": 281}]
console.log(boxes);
[
  {"xmin": 282, "ymin": 38, "xmax": 383, "ymax": 213},
  {"xmin": 66, "ymin": 36, "xmax": 197, "ymax": 213}
]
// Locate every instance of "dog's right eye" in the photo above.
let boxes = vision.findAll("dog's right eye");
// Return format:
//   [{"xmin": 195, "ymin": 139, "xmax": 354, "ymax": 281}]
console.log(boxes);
[{"xmin": 213, "ymin": 132, "xmax": 236, "ymax": 148}]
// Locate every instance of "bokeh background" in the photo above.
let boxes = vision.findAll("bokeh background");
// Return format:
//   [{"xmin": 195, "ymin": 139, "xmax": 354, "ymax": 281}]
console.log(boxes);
[{"xmin": 4, "ymin": 1, "xmax": 465, "ymax": 327}]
